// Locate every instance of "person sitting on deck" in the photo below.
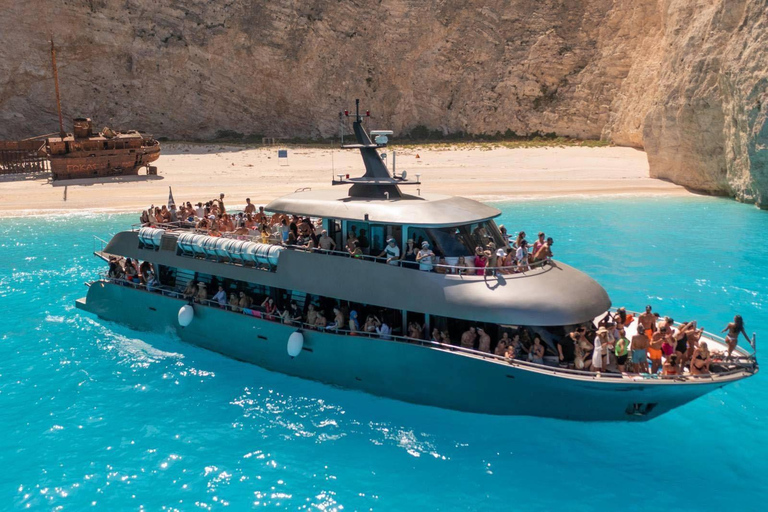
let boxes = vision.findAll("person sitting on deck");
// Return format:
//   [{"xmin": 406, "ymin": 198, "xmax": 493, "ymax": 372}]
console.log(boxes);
[
  {"xmin": 378, "ymin": 238, "xmax": 401, "ymax": 265},
  {"xmin": 195, "ymin": 282, "xmax": 208, "ymax": 303},
  {"xmin": 460, "ymin": 327, "xmax": 477, "ymax": 350},
  {"xmin": 515, "ymin": 240, "xmax": 530, "ymax": 272},
  {"xmin": 435, "ymin": 257, "xmax": 448, "ymax": 274},
  {"xmin": 662, "ymin": 354, "xmax": 681, "ymax": 378},
  {"xmin": 529, "ymin": 335, "xmax": 545, "ymax": 365},
  {"xmin": 262, "ymin": 297, "xmax": 278, "ymax": 318},
  {"xmin": 212, "ymin": 286, "xmax": 227, "ymax": 308},
  {"xmin": 416, "ymin": 242, "xmax": 435, "ymax": 271},
  {"xmin": 690, "ymin": 341, "xmax": 711, "ymax": 375},
  {"xmin": 532, "ymin": 237, "xmax": 554, "ymax": 265},
  {"xmin": 630, "ymin": 324, "xmax": 650, "ymax": 373},
  {"xmin": 124, "ymin": 258, "xmax": 139, "ymax": 283},
  {"xmin": 477, "ymin": 328, "xmax": 491, "ymax": 353},
  {"xmin": 495, "ymin": 332, "xmax": 511, "ymax": 356},
  {"xmin": 318, "ymin": 230, "xmax": 336, "ymax": 252},
  {"xmin": 238, "ymin": 292, "xmax": 253, "ymax": 310},
  {"xmin": 455, "ymin": 256, "xmax": 469, "ymax": 275},
  {"xmin": 375, "ymin": 318, "xmax": 392, "ymax": 340},
  {"xmin": 182, "ymin": 280, "xmax": 197, "ymax": 299},
  {"xmin": 229, "ymin": 293, "xmax": 240, "ymax": 312}
]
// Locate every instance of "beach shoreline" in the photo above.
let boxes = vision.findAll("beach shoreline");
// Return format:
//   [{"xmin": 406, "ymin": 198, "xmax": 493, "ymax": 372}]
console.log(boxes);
[{"xmin": 0, "ymin": 144, "xmax": 692, "ymax": 217}]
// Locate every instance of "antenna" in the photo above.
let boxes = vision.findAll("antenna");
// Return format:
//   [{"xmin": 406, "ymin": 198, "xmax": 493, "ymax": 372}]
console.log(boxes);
[{"xmin": 50, "ymin": 37, "xmax": 66, "ymax": 138}]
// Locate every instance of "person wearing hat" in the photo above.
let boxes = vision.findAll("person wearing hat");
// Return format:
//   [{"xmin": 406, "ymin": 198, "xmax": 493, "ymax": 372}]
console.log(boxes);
[
  {"xmin": 195, "ymin": 282, "xmax": 208, "ymax": 303},
  {"xmin": 318, "ymin": 229, "xmax": 336, "ymax": 252},
  {"xmin": 377, "ymin": 237, "xmax": 401, "ymax": 265},
  {"xmin": 416, "ymin": 241, "xmax": 435, "ymax": 271}
]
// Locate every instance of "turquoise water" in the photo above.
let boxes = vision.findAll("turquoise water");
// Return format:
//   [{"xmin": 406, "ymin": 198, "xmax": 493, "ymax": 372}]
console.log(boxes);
[{"xmin": 1, "ymin": 196, "xmax": 766, "ymax": 510}]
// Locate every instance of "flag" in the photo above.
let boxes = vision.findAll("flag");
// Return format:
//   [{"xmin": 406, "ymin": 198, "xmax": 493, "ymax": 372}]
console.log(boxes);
[{"xmin": 168, "ymin": 186, "xmax": 176, "ymax": 209}]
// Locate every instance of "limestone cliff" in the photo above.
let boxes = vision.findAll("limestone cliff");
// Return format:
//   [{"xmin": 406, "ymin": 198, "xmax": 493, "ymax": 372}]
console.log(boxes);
[{"xmin": 0, "ymin": 1, "xmax": 765, "ymax": 204}]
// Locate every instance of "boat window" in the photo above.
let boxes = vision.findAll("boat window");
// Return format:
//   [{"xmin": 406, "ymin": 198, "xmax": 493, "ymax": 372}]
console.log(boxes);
[
  {"xmin": 369, "ymin": 224, "xmax": 402, "ymax": 256},
  {"xmin": 346, "ymin": 221, "xmax": 370, "ymax": 253},
  {"xmin": 407, "ymin": 220, "xmax": 504, "ymax": 257}
]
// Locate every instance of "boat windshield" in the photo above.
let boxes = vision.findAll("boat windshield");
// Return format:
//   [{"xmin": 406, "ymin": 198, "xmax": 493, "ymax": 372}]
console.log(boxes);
[{"xmin": 408, "ymin": 220, "xmax": 504, "ymax": 257}]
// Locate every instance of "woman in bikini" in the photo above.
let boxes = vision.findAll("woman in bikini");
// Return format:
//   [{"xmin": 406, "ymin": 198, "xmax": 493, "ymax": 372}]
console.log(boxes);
[
  {"xmin": 721, "ymin": 315, "xmax": 750, "ymax": 358},
  {"xmin": 690, "ymin": 342, "xmax": 711, "ymax": 376}
]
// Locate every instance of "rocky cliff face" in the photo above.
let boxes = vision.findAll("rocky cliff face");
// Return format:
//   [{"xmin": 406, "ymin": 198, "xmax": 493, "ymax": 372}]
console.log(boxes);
[{"xmin": 0, "ymin": 0, "xmax": 765, "ymax": 204}]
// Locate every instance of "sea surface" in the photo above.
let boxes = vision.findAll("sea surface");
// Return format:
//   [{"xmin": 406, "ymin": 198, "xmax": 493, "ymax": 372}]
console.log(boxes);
[{"xmin": 1, "ymin": 196, "xmax": 766, "ymax": 511}]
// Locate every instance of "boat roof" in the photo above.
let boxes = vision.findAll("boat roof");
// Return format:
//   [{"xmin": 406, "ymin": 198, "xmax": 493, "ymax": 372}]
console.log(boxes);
[{"xmin": 266, "ymin": 188, "xmax": 501, "ymax": 227}]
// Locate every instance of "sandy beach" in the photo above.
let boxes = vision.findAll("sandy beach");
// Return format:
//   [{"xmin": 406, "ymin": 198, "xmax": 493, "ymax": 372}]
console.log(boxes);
[{"xmin": 0, "ymin": 144, "xmax": 690, "ymax": 216}]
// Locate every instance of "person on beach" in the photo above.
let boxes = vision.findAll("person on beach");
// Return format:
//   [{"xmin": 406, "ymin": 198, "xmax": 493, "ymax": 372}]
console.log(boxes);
[{"xmin": 721, "ymin": 315, "xmax": 750, "ymax": 358}]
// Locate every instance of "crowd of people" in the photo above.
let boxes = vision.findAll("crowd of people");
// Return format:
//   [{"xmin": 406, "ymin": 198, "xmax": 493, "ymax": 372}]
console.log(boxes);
[
  {"xmin": 552, "ymin": 306, "xmax": 750, "ymax": 377},
  {"xmin": 139, "ymin": 195, "xmax": 553, "ymax": 275}
]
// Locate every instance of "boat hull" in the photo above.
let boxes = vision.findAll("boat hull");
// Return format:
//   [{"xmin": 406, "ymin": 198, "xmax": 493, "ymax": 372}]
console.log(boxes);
[{"xmin": 77, "ymin": 282, "xmax": 740, "ymax": 421}]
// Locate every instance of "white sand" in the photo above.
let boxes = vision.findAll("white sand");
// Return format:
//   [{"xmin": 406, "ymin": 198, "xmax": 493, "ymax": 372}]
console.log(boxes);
[{"xmin": 0, "ymin": 144, "xmax": 690, "ymax": 216}]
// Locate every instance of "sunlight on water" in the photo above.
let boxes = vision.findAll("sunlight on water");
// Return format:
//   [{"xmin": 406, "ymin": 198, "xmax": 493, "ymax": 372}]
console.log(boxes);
[{"xmin": 0, "ymin": 198, "xmax": 766, "ymax": 510}]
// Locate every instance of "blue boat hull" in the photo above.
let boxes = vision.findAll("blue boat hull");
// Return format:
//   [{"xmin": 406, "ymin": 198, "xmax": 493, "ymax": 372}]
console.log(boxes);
[{"xmin": 77, "ymin": 282, "xmax": 733, "ymax": 421}]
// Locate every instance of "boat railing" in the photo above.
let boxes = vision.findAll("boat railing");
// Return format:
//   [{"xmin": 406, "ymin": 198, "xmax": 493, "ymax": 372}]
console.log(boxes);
[
  {"xmin": 609, "ymin": 307, "xmax": 757, "ymax": 359},
  {"xmin": 92, "ymin": 275, "xmax": 757, "ymax": 382},
  {"xmin": 131, "ymin": 221, "xmax": 549, "ymax": 275}
]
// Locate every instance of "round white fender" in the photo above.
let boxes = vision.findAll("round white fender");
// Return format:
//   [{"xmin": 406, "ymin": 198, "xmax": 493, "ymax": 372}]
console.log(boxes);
[
  {"xmin": 287, "ymin": 331, "xmax": 304, "ymax": 358},
  {"xmin": 178, "ymin": 305, "xmax": 194, "ymax": 327}
]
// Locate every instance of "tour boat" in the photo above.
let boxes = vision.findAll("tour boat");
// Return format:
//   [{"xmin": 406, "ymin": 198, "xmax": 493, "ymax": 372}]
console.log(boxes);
[{"xmin": 76, "ymin": 102, "xmax": 757, "ymax": 421}]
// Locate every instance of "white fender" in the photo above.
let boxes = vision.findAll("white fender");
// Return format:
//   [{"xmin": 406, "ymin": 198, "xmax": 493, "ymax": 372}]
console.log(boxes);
[
  {"xmin": 287, "ymin": 331, "xmax": 304, "ymax": 358},
  {"xmin": 178, "ymin": 305, "xmax": 194, "ymax": 327}
]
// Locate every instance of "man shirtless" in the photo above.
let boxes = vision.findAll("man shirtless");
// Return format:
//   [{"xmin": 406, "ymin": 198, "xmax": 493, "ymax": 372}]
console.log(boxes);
[
  {"xmin": 638, "ymin": 305, "xmax": 657, "ymax": 336},
  {"xmin": 244, "ymin": 198, "xmax": 256, "ymax": 215},
  {"xmin": 461, "ymin": 327, "xmax": 477, "ymax": 350},
  {"xmin": 630, "ymin": 324, "xmax": 650, "ymax": 373},
  {"xmin": 477, "ymin": 328, "xmax": 491, "ymax": 353}
]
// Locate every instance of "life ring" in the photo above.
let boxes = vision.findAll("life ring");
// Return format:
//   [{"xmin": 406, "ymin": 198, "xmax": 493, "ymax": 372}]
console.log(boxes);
[
  {"xmin": 287, "ymin": 331, "xmax": 304, "ymax": 358},
  {"xmin": 178, "ymin": 305, "xmax": 194, "ymax": 327}
]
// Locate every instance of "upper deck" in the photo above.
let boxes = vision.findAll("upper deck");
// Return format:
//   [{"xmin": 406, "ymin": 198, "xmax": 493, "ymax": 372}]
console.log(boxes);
[{"xmin": 266, "ymin": 188, "xmax": 501, "ymax": 226}]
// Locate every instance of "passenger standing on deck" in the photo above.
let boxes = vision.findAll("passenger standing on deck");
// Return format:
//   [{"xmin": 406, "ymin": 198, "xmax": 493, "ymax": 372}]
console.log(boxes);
[
  {"xmin": 318, "ymin": 230, "xmax": 336, "ymax": 252},
  {"xmin": 402, "ymin": 239, "xmax": 418, "ymax": 269},
  {"xmin": 474, "ymin": 247, "xmax": 488, "ymax": 276},
  {"xmin": 630, "ymin": 324, "xmax": 650, "ymax": 373},
  {"xmin": 558, "ymin": 332, "xmax": 577, "ymax": 368},
  {"xmin": 212, "ymin": 286, "xmax": 227, "ymax": 307},
  {"xmin": 416, "ymin": 242, "xmax": 435, "ymax": 271},
  {"xmin": 306, "ymin": 304, "xmax": 318, "ymax": 326},
  {"xmin": 376, "ymin": 318, "xmax": 392, "ymax": 340},
  {"xmin": 638, "ymin": 305, "xmax": 657, "ymax": 337},
  {"xmin": 477, "ymin": 328, "xmax": 491, "ymax": 353},
  {"xmin": 195, "ymin": 282, "xmax": 207, "ymax": 303},
  {"xmin": 460, "ymin": 327, "xmax": 477, "ymax": 350},
  {"xmin": 721, "ymin": 315, "xmax": 750, "ymax": 358},
  {"xmin": 515, "ymin": 240, "xmax": 530, "ymax": 272},
  {"xmin": 529, "ymin": 335, "xmax": 545, "ymax": 365},
  {"xmin": 378, "ymin": 238, "xmax": 401, "ymax": 265},
  {"xmin": 614, "ymin": 328, "xmax": 630, "ymax": 372},
  {"xmin": 533, "ymin": 232, "xmax": 546, "ymax": 255}
]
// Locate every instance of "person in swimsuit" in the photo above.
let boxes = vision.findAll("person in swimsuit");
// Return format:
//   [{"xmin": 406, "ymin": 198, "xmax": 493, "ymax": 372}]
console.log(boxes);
[
  {"xmin": 662, "ymin": 354, "xmax": 680, "ymax": 378},
  {"xmin": 638, "ymin": 305, "xmax": 657, "ymax": 339},
  {"xmin": 674, "ymin": 321, "xmax": 698, "ymax": 366},
  {"xmin": 649, "ymin": 329, "xmax": 664, "ymax": 374},
  {"xmin": 630, "ymin": 324, "xmax": 650, "ymax": 373},
  {"xmin": 614, "ymin": 328, "xmax": 630, "ymax": 373},
  {"xmin": 721, "ymin": 315, "xmax": 750, "ymax": 358},
  {"xmin": 690, "ymin": 342, "xmax": 711, "ymax": 376}
]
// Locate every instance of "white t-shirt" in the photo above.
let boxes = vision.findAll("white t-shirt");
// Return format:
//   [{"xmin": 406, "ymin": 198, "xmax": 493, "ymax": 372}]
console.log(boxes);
[
  {"xmin": 417, "ymin": 249, "xmax": 434, "ymax": 271},
  {"xmin": 516, "ymin": 246, "xmax": 528, "ymax": 261},
  {"xmin": 384, "ymin": 244, "xmax": 401, "ymax": 264}
]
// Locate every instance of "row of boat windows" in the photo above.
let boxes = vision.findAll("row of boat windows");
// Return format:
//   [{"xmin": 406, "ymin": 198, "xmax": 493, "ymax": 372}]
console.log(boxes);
[{"xmin": 144, "ymin": 264, "xmax": 562, "ymax": 357}]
